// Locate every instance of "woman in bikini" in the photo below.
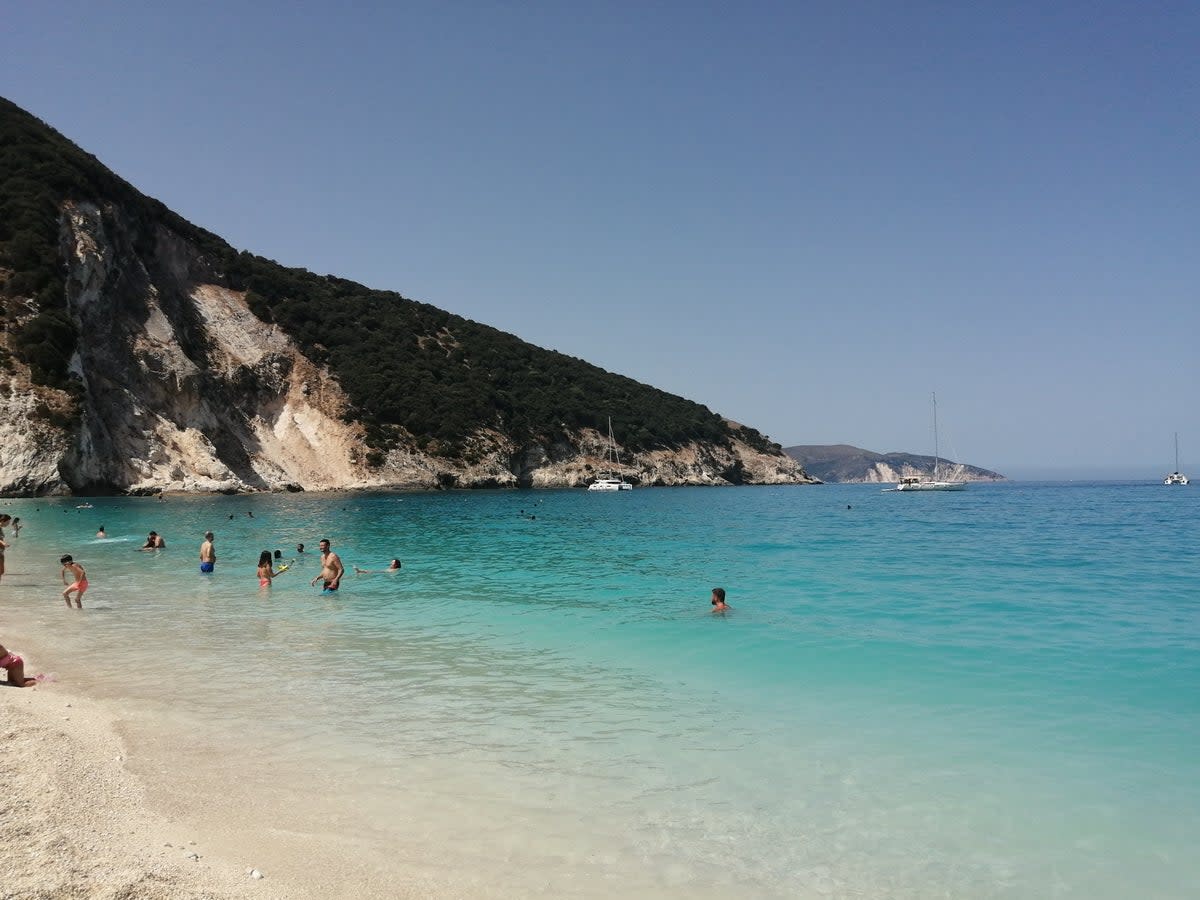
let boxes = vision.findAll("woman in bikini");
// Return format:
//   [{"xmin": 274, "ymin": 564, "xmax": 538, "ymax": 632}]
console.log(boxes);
[{"xmin": 256, "ymin": 550, "xmax": 275, "ymax": 588}]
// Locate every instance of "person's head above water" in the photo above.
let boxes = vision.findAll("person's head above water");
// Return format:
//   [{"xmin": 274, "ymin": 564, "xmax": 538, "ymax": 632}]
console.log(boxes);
[
  {"xmin": 389, "ymin": 559, "xmax": 402, "ymax": 569},
  {"xmin": 296, "ymin": 543, "xmax": 304, "ymax": 552},
  {"xmin": 274, "ymin": 550, "xmax": 282, "ymax": 559},
  {"xmin": 711, "ymin": 587, "xmax": 728, "ymax": 608}
]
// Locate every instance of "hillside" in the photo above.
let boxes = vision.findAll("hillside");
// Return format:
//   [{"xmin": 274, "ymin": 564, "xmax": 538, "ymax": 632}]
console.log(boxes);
[
  {"xmin": 785, "ymin": 444, "xmax": 1005, "ymax": 484},
  {"xmin": 0, "ymin": 96, "xmax": 813, "ymax": 493}
]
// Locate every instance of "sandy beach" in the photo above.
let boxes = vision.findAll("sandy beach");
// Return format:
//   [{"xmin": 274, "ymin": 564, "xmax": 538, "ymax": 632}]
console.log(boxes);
[{"xmin": 0, "ymin": 679, "xmax": 297, "ymax": 900}]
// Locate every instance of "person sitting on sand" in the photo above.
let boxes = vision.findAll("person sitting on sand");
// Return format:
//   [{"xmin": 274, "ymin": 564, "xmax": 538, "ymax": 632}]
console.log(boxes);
[
  {"xmin": 0, "ymin": 641, "xmax": 39, "ymax": 687},
  {"xmin": 354, "ymin": 559, "xmax": 402, "ymax": 574},
  {"xmin": 139, "ymin": 530, "xmax": 166, "ymax": 550},
  {"xmin": 61, "ymin": 555, "xmax": 89, "ymax": 608},
  {"xmin": 710, "ymin": 587, "xmax": 731, "ymax": 613}
]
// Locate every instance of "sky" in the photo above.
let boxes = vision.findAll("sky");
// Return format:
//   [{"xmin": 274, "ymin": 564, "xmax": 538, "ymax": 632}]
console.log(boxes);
[{"xmin": 2, "ymin": 1, "xmax": 1197, "ymax": 479}]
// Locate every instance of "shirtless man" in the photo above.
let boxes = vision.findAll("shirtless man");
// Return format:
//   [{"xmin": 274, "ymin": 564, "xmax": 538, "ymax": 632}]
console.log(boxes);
[
  {"xmin": 140, "ymin": 530, "xmax": 166, "ymax": 550},
  {"xmin": 310, "ymin": 539, "xmax": 344, "ymax": 592},
  {"xmin": 199, "ymin": 531, "xmax": 216, "ymax": 574},
  {"xmin": 710, "ymin": 587, "xmax": 731, "ymax": 613}
]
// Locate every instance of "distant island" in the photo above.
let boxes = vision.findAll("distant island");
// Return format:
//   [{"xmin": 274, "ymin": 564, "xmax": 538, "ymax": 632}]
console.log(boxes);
[{"xmin": 784, "ymin": 444, "xmax": 1005, "ymax": 484}]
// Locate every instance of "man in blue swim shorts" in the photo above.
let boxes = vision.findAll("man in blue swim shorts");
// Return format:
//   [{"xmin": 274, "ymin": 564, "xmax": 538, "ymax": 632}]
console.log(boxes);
[
  {"xmin": 310, "ymin": 538, "xmax": 344, "ymax": 592},
  {"xmin": 199, "ymin": 531, "xmax": 216, "ymax": 573}
]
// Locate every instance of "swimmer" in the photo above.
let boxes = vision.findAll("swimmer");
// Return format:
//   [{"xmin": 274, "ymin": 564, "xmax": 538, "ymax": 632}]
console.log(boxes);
[
  {"xmin": 296, "ymin": 543, "xmax": 304, "ymax": 553},
  {"xmin": 96, "ymin": 525, "xmax": 106, "ymax": 538},
  {"xmin": 11, "ymin": 517, "xmax": 20, "ymax": 536},
  {"xmin": 0, "ymin": 641, "xmax": 38, "ymax": 687},
  {"xmin": 310, "ymin": 539, "xmax": 344, "ymax": 592},
  {"xmin": 354, "ymin": 559, "xmax": 402, "ymax": 574},
  {"xmin": 710, "ymin": 587, "xmax": 730, "ymax": 613},
  {"xmin": 139, "ymin": 530, "xmax": 166, "ymax": 550},
  {"xmin": 61, "ymin": 555, "xmax": 89, "ymax": 608}
]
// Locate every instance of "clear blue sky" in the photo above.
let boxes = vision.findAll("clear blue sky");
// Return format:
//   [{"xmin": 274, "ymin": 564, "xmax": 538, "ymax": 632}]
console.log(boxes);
[{"xmin": 4, "ymin": 1, "xmax": 1197, "ymax": 478}]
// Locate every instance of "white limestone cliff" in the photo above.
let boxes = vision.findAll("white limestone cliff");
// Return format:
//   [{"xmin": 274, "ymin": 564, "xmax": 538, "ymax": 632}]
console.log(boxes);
[{"xmin": 0, "ymin": 202, "xmax": 815, "ymax": 494}]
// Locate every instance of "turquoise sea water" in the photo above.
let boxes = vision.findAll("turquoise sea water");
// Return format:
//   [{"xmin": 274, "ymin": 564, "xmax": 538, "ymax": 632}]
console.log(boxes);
[{"xmin": 2, "ymin": 482, "xmax": 1198, "ymax": 897}]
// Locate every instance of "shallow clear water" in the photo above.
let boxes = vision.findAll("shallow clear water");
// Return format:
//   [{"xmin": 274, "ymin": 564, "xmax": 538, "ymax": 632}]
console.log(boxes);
[{"xmin": 2, "ymin": 483, "xmax": 1198, "ymax": 897}]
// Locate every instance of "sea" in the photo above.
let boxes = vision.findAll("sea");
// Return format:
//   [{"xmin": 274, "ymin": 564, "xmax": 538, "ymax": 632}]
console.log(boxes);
[{"xmin": 1, "ymin": 482, "xmax": 1197, "ymax": 898}]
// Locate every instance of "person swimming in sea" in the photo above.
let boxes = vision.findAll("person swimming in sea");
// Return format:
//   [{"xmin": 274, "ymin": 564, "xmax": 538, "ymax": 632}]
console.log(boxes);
[
  {"xmin": 139, "ymin": 530, "xmax": 166, "ymax": 550},
  {"xmin": 710, "ymin": 587, "xmax": 730, "ymax": 613},
  {"xmin": 354, "ymin": 559, "xmax": 402, "ymax": 574}
]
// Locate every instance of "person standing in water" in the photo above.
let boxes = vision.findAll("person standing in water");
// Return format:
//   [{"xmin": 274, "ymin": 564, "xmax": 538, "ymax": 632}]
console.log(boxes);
[
  {"xmin": 199, "ymin": 532, "xmax": 216, "ymax": 574},
  {"xmin": 710, "ymin": 587, "xmax": 730, "ymax": 613},
  {"xmin": 61, "ymin": 555, "xmax": 89, "ymax": 608},
  {"xmin": 257, "ymin": 551, "xmax": 277, "ymax": 588},
  {"xmin": 310, "ymin": 539, "xmax": 344, "ymax": 592}
]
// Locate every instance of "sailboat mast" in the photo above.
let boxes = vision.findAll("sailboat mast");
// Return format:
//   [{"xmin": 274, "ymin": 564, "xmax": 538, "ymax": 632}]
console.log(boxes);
[
  {"xmin": 1176, "ymin": 432, "xmax": 1181, "ymax": 470},
  {"xmin": 932, "ymin": 392, "xmax": 940, "ymax": 480}
]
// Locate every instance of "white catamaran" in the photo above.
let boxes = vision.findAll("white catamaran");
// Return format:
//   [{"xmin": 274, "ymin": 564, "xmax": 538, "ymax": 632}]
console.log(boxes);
[
  {"xmin": 886, "ymin": 393, "xmax": 966, "ymax": 492},
  {"xmin": 1164, "ymin": 433, "xmax": 1189, "ymax": 485},
  {"xmin": 587, "ymin": 417, "xmax": 634, "ymax": 491}
]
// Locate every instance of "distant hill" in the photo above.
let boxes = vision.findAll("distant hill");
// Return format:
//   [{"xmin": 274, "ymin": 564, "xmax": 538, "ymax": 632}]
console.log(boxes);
[
  {"xmin": 784, "ymin": 444, "xmax": 1005, "ymax": 484},
  {"xmin": 0, "ymin": 95, "xmax": 814, "ymax": 493}
]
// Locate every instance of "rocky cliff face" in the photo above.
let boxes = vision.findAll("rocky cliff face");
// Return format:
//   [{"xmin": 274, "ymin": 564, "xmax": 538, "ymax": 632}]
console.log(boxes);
[{"xmin": 0, "ymin": 201, "xmax": 814, "ymax": 495}]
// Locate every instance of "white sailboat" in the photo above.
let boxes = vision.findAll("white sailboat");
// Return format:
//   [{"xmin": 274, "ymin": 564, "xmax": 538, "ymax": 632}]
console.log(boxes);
[
  {"xmin": 587, "ymin": 417, "xmax": 634, "ymax": 491},
  {"xmin": 885, "ymin": 393, "xmax": 967, "ymax": 492},
  {"xmin": 1164, "ymin": 433, "xmax": 1189, "ymax": 485}
]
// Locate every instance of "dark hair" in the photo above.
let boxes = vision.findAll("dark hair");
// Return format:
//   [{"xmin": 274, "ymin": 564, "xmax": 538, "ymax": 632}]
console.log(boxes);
[
  {"xmin": 60, "ymin": 554, "xmax": 73, "ymax": 564},
  {"xmin": 204, "ymin": 531, "xmax": 214, "ymax": 540},
  {"xmin": 390, "ymin": 559, "xmax": 402, "ymax": 568},
  {"xmin": 296, "ymin": 543, "xmax": 304, "ymax": 551},
  {"xmin": 274, "ymin": 550, "xmax": 282, "ymax": 559},
  {"xmin": 712, "ymin": 587, "xmax": 726, "ymax": 602},
  {"xmin": 148, "ymin": 531, "xmax": 157, "ymax": 537},
  {"xmin": 319, "ymin": 538, "xmax": 330, "ymax": 546},
  {"xmin": 258, "ymin": 551, "xmax": 272, "ymax": 567}
]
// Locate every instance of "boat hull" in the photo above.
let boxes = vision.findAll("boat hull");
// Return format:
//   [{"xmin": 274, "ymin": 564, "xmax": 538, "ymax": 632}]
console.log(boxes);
[
  {"xmin": 890, "ymin": 480, "xmax": 967, "ymax": 492},
  {"xmin": 587, "ymin": 479, "xmax": 633, "ymax": 492}
]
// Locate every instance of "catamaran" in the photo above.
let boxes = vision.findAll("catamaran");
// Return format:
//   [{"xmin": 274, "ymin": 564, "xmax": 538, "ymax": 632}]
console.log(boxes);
[
  {"xmin": 885, "ymin": 393, "xmax": 966, "ymax": 492},
  {"xmin": 1164, "ymin": 433, "xmax": 1189, "ymax": 485},
  {"xmin": 587, "ymin": 417, "xmax": 634, "ymax": 491}
]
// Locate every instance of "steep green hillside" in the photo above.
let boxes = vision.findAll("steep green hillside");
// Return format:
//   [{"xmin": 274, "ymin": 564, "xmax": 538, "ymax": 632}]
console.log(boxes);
[{"xmin": 0, "ymin": 96, "xmax": 779, "ymax": 456}]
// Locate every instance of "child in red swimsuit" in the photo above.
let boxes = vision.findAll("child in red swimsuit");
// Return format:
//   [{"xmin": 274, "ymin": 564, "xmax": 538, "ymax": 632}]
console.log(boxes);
[{"xmin": 60, "ymin": 555, "xmax": 89, "ymax": 608}]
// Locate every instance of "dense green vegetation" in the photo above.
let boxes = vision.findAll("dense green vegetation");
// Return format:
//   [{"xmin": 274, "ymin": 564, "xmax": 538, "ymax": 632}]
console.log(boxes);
[{"xmin": 0, "ymin": 96, "xmax": 782, "ymax": 456}]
